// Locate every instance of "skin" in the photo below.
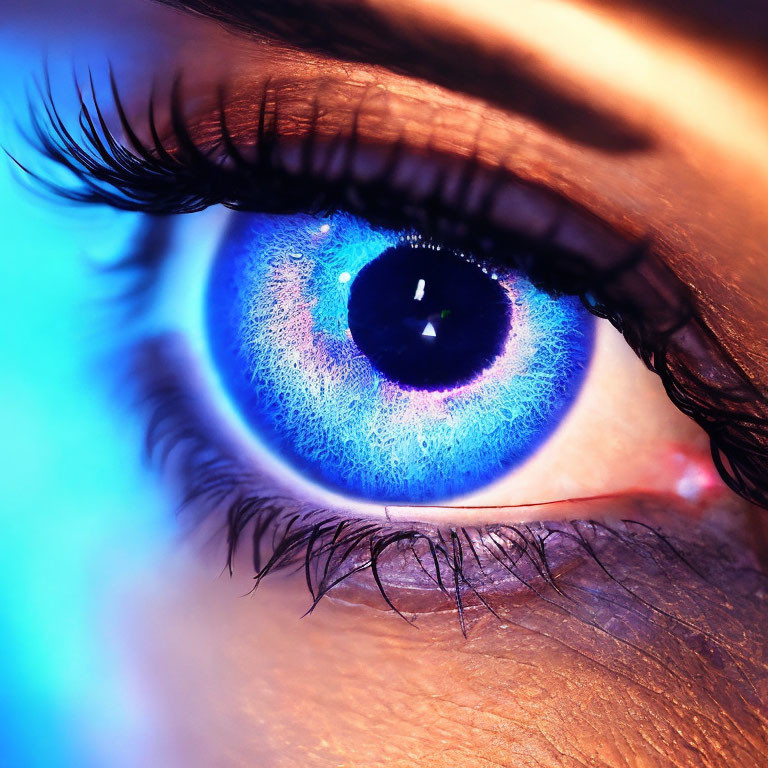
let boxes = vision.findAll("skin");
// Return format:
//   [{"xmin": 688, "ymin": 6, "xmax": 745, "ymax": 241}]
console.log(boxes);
[
  {"xmin": 124, "ymin": 545, "xmax": 767, "ymax": 768},
  {"xmin": 4, "ymin": 0, "xmax": 768, "ymax": 766}
]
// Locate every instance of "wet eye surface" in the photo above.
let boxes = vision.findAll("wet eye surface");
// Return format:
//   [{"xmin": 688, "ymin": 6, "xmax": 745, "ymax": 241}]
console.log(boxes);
[{"xmin": 206, "ymin": 211, "xmax": 594, "ymax": 503}]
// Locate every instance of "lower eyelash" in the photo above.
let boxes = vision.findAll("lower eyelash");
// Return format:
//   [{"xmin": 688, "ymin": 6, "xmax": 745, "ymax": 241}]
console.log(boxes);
[{"xmin": 128, "ymin": 333, "xmax": 736, "ymax": 634}]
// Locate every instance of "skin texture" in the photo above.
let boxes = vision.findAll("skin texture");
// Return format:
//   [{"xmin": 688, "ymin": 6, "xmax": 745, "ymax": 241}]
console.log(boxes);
[
  {"xmin": 5, "ymin": 0, "xmax": 768, "ymax": 766},
  {"xmin": 123, "ymin": 526, "xmax": 768, "ymax": 768}
]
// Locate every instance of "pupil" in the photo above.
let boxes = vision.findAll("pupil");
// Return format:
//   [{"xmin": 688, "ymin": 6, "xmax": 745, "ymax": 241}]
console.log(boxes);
[{"xmin": 347, "ymin": 242, "xmax": 511, "ymax": 390}]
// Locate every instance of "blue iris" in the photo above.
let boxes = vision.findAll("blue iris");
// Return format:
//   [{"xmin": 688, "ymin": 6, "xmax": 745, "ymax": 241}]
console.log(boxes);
[{"xmin": 206, "ymin": 211, "xmax": 594, "ymax": 503}]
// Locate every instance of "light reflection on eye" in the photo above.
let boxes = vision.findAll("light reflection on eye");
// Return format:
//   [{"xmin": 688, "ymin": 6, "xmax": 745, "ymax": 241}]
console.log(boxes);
[{"xmin": 205, "ymin": 211, "xmax": 594, "ymax": 503}]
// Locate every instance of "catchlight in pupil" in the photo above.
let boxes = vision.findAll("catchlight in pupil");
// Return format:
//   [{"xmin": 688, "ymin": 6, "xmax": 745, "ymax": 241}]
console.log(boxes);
[
  {"xmin": 347, "ymin": 243, "xmax": 511, "ymax": 389},
  {"xmin": 205, "ymin": 212, "xmax": 595, "ymax": 503}
]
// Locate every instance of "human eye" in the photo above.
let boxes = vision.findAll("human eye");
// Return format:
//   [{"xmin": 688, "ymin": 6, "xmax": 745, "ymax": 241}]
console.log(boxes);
[
  {"xmin": 11, "ymin": 3, "xmax": 768, "ymax": 760},
  {"xmin": 23, "ymin": 67, "xmax": 762, "ymax": 613}
]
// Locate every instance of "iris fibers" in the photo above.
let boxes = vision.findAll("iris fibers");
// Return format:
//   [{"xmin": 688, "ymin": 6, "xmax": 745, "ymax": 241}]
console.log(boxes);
[{"xmin": 206, "ymin": 212, "xmax": 594, "ymax": 503}]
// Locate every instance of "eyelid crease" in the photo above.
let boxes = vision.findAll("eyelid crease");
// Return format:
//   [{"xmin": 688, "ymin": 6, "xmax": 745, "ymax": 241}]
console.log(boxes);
[
  {"xmin": 154, "ymin": 0, "xmax": 655, "ymax": 153},
  {"xmin": 25, "ymin": 70, "xmax": 650, "ymax": 285}
]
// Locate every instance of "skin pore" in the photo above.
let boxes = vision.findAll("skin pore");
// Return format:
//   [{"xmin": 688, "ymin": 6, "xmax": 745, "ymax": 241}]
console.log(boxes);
[{"xmin": 11, "ymin": 0, "xmax": 768, "ymax": 766}]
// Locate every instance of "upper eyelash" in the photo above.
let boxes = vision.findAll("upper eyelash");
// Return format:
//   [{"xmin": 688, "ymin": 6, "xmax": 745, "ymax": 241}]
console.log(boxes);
[
  {"xmin": 15, "ymin": 71, "xmax": 768, "ymax": 510},
  {"xmin": 16, "ymin": 69, "xmax": 648, "ymax": 293}
]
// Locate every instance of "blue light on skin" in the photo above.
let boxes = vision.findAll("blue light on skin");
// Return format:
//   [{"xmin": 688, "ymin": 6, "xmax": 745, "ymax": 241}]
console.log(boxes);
[
  {"xmin": 0, "ymin": 11, "xmax": 587, "ymax": 764},
  {"xmin": 206, "ymin": 212, "xmax": 595, "ymax": 504},
  {"xmin": 0, "ymin": 19, "xmax": 181, "ymax": 768}
]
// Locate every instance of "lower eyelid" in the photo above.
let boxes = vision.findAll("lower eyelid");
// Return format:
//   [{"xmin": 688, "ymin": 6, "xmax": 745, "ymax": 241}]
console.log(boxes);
[
  {"xmin": 120, "ymin": 329, "xmax": 765, "ymax": 631},
  {"xmin": 127, "ymin": 331, "xmax": 728, "ymax": 530}
]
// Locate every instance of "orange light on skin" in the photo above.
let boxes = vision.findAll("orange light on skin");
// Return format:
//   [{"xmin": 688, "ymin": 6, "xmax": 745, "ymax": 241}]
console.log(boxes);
[{"xmin": 381, "ymin": 0, "xmax": 768, "ymax": 176}]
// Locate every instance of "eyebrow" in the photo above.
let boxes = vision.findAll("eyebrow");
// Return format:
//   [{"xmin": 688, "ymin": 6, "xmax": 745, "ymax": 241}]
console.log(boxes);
[
  {"xmin": 599, "ymin": 0, "xmax": 768, "ymax": 57},
  {"xmin": 156, "ymin": 0, "xmax": 652, "ymax": 153}
]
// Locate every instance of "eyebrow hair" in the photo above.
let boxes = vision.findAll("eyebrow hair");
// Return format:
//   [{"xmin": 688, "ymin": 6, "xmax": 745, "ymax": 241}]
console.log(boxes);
[{"xmin": 156, "ymin": 0, "xmax": 653, "ymax": 153}]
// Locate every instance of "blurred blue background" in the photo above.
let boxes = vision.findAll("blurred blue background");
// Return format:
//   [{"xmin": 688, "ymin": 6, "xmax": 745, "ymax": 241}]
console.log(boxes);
[{"xmin": 0, "ymin": 9, "xmax": 178, "ymax": 767}]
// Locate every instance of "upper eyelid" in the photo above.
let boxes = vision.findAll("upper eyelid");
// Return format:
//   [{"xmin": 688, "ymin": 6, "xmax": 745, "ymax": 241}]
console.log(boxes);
[
  {"xmin": 31, "ymin": 71, "xmax": 667, "ymax": 319},
  {"xmin": 23, "ymin": 71, "xmax": 768, "ymax": 510},
  {"xmin": 38, "ymin": 69, "xmax": 643, "ymax": 270},
  {"xmin": 217, "ymin": 78, "xmax": 638, "ymax": 255}
]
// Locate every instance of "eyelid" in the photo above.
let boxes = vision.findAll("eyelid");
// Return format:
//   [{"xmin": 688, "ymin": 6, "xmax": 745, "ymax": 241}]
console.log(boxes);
[
  {"xmin": 124, "ymin": 332, "xmax": 757, "ymax": 627},
  {"xmin": 107, "ymin": 75, "xmax": 698, "ymax": 362},
  {"xmin": 191, "ymin": 72, "xmax": 644, "ymax": 252},
  {"xmin": 26, "ymin": 71, "xmax": 768, "ymax": 510},
  {"xmin": 39, "ymin": 70, "xmax": 646, "ymax": 283}
]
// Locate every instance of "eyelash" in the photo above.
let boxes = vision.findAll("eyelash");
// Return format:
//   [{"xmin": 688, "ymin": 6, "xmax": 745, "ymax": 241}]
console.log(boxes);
[
  {"xmin": 133, "ymin": 333, "xmax": 707, "ymax": 634},
  {"xmin": 16, "ymin": 71, "xmax": 768, "ymax": 624},
  {"xmin": 22, "ymin": 72, "xmax": 645, "ymax": 293}
]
